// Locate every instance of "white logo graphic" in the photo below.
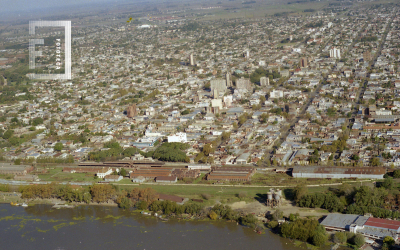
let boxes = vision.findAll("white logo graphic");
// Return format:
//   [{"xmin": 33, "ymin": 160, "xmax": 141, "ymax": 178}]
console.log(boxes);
[{"xmin": 29, "ymin": 21, "xmax": 71, "ymax": 80}]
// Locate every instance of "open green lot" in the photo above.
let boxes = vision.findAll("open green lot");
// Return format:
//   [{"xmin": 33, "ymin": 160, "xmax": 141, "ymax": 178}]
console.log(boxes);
[{"xmin": 38, "ymin": 168, "xmax": 96, "ymax": 183}]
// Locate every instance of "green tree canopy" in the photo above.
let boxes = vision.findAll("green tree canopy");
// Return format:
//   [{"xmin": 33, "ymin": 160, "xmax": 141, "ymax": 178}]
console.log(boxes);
[{"xmin": 54, "ymin": 142, "xmax": 64, "ymax": 151}]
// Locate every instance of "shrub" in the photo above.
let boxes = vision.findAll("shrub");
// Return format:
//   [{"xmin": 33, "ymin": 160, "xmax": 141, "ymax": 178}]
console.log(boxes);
[
  {"xmin": 201, "ymin": 193, "xmax": 211, "ymax": 200},
  {"xmin": 394, "ymin": 170, "xmax": 400, "ymax": 178},
  {"xmin": 353, "ymin": 234, "xmax": 365, "ymax": 248},
  {"xmin": 54, "ymin": 142, "xmax": 64, "ymax": 151},
  {"xmin": 333, "ymin": 232, "xmax": 347, "ymax": 244},
  {"xmin": 136, "ymin": 200, "xmax": 148, "ymax": 210},
  {"xmin": 383, "ymin": 236, "xmax": 395, "ymax": 246},
  {"xmin": 209, "ymin": 211, "xmax": 218, "ymax": 220},
  {"xmin": 239, "ymin": 214, "xmax": 257, "ymax": 227},
  {"xmin": 289, "ymin": 213, "xmax": 299, "ymax": 222},
  {"xmin": 313, "ymin": 232, "xmax": 327, "ymax": 247},
  {"xmin": 118, "ymin": 197, "xmax": 132, "ymax": 209},
  {"xmin": 267, "ymin": 220, "xmax": 279, "ymax": 229},
  {"xmin": 237, "ymin": 192, "xmax": 247, "ymax": 198}
]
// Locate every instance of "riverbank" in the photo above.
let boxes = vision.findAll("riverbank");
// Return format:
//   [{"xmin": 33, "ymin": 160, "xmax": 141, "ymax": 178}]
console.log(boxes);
[{"xmin": 0, "ymin": 193, "xmax": 338, "ymax": 250}]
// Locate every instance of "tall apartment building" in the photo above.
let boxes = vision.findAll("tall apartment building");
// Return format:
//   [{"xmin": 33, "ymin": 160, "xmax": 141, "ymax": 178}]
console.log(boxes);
[
  {"xmin": 329, "ymin": 48, "xmax": 341, "ymax": 59},
  {"xmin": 189, "ymin": 54, "xmax": 195, "ymax": 66},
  {"xmin": 260, "ymin": 76, "xmax": 269, "ymax": 86},
  {"xmin": 127, "ymin": 104, "xmax": 138, "ymax": 118},
  {"xmin": 226, "ymin": 72, "xmax": 232, "ymax": 87},
  {"xmin": 210, "ymin": 79, "xmax": 227, "ymax": 93},
  {"xmin": 363, "ymin": 50, "xmax": 372, "ymax": 62},
  {"xmin": 213, "ymin": 88, "xmax": 219, "ymax": 99},
  {"xmin": 300, "ymin": 57, "xmax": 307, "ymax": 68},
  {"xmin": 236, "ymin": 77, "xmax": 252, "ymax": 91}
]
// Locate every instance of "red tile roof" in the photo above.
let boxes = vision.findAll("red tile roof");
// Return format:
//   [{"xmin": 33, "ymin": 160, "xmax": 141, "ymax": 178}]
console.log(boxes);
[{"xmin": 365, "ymin": 217, "xmax": 400, "ymax": 230}]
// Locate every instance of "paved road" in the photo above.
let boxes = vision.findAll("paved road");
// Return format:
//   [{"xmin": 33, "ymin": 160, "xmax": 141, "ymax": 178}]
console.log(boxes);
[
  {"xmin": 349, "ymin": 12, "xmax": 394, "ymax": 123},
  {"xmin": 114, "ymin": 179, "xmax": 374, "ymax": 188}
]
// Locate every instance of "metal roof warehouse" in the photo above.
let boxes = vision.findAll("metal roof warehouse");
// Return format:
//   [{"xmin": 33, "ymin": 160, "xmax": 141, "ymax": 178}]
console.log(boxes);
[
  {"xmin": 321, "ymin": 214, "xmax": 400, "ymax": 240},
  {"xmin": 292, "ymin": 166, "xmax": 386, "ymax": 179}
]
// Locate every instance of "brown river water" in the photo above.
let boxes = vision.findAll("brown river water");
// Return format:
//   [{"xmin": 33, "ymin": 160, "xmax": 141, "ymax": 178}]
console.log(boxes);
[{"xmin": 0, "ymin": 204, "xmax": 304, "ymax": 250}]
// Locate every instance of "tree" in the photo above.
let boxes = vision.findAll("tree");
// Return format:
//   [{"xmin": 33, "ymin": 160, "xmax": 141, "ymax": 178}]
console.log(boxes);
[
  {"xmin": 383, "ymin": 236, "xmax": 395, "ymax": 246},
  {"xmin": 14, "ymin": 159, "xmax": 21, "ymax": 165},
  {"xmin": 382, "ymin": 177, "xmax": 394, "ymax": 190},
  {"xmin": 2, "ymin": 129, "xmax": 13, "ymax": 139},
  {"xmin": 238, "ymin": 114, "xmax": 248, "ymax": 126},
  {"xmin": 294, "ymin": 184, "xmax": 308, "ymax": 202},
  {"xmin": 138, "ymin": 187, "xmax": 158, "ymax": 203},
  {"xmin": 393, "ymin": 170, "xmax": 400, "ymax": 178},
  {"xmin": 90, "ymin": 184, "xmax": 116, "ymax": 203},
  {"xmin": 136, "ymin": 200, "xmax": 148, "ymax": 210},
  {"xmin": 117, "ymin": 197, "xmax": 132, "ymax": 209},
  {"xmin": 31, "ymin": 117, "xmax": 44, "ymax": 126},
  {"xmin": 272, "ymin": 209, "xmax": 283, "ymax": 221},
  {"xmin": 370, "ymin": 157, "xmax": 381, "ymax": 166},
  {"xmin": 352, "ymin": 154, "xmax": 360, "ymax": 161},
  {"xmin": 120, "ymin": 168, "xmax": 127, "ymax": 177},
  {"xmin": 54, "ymin": 142, "xmax": 64, "ymax": 151},
  {"xmin": 129, "ymin": 187, "xmax": 140, "ymax": 201},
  {"xmin": 209, "ymin": 211, "xmax": 218, "ymax": 220},
  {"xmin": 313, "ymin": 232, "xmax": 327, "ymax": 247},
  {"xmin": 260, "ymin": 113, "xmax": 269, "ymax": 123},
  {"xmin": 353, "ymin": 234, "xmax": 365, "ymax": 248},
  {"xmin": 221, "ymin": 131, "xmax": 231, "ymax": 141},
  {"xmin": 333, "ymin": 232, "xmax": 347, "ymax": 244},
  {"xmin": 202, "ymin": 144, "xmax": 214, "ymax": 156}
]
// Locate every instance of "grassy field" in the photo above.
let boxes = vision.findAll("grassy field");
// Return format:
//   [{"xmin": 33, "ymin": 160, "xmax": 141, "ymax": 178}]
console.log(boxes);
[
  {"xmin": 249, "ymin": 172, "xmax": 368, "ymax": 186},
  {"xmin": 0, "ymin": 174, "xmax": 14, "ymax": 180},
  {"xmin": 38, "ymin": 168, "xmax": 96, "ymax": 183}
]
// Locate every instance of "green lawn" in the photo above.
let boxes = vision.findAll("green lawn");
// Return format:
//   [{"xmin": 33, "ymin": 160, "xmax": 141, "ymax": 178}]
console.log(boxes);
[
  {"xmin": 193, "ymin": 173, "xmax": 206, "ymax": 184},
  {"xmin": 38, "ymin": 168, "xmax": 96, "ymax": 183},
  {"xmin": 249, "ymin": 172, "xmax": 366, "ymax": 186},
  {"xmin": 0, "ymin": 174, "xmax": 14, "ymax": 180},
  {"xmin": 117, "ymin": 178, "xmax": 134, "ymax": 184},
  {"xmin": 118, "ymin": 184, "xmax": 267, "ymax": 206}
]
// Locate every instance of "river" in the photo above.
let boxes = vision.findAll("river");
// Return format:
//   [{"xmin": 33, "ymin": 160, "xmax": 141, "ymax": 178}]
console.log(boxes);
[{"xmin": 0, "ymin": 204, "xmax": 302, "ymax": 250}]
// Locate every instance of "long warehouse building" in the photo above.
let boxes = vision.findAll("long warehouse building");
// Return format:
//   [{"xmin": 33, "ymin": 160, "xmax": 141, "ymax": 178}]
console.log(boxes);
[{"xmin": 292, "ymin": 166, "xmax": 385, "ymax": 179}]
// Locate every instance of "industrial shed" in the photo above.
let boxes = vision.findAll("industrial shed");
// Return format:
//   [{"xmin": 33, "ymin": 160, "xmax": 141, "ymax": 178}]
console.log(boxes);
[
  {"xmin": 321, "ymin": 214, "xmax": 400, "ymax": 240},
  {"xmin": 292, "ymin": 166, "xmax": 385, "ymax": 179}
]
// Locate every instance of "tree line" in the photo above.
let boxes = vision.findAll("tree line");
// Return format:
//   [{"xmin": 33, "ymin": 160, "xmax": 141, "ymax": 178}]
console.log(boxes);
[
  {"xmin": 88, "ymin": 141, "xmax": 190, "ymax": 163},
  {"xmin": 17, "ymin": 184, "xmax": 261, "ymax": 228},
  {"xmin": 295, "ymin": 180, "xmax": 400, "ymax": 220}
]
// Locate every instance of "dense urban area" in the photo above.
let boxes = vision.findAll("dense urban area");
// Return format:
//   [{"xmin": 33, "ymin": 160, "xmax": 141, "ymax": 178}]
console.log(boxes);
[{"xmin": 2, "ymin": 0, "xmax": 400, "ymax": 249}]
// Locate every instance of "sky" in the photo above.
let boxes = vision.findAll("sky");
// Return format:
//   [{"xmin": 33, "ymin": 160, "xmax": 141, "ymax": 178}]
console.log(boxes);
[{"xmin": 1, "ymin": 0, "xmax": 126, "ymax": 14}]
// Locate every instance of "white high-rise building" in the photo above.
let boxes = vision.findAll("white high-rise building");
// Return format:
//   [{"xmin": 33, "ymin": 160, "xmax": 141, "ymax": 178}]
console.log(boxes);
[
  {"xmin": 329, "ymin": 48, "xmax": 341, "ymax": 59},
  {"xmin": 260, "ymin": 76, "xmax": 269, "ymax": 86},
  {"xmin": 226, "ymin": 72, "xmax": 232, "ymax": 87},
  {"xmin": 189, "ymin": 54, "xmax": 195, "ymax": 66}
]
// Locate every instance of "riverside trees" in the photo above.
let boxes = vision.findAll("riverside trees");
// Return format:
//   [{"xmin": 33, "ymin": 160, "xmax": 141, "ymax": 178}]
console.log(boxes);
[
  {"xmin": 280, "ymin": 218, "xmax": 327, "ymax": 246},
  {"xmin": 296, "ymin": 184, "xmax": 400, "ymax": 219}
]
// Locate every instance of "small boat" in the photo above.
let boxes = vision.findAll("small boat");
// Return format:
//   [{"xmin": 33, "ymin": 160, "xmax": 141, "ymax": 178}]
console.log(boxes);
[
  {"xmin": 21, "ymin": 203, "xmax": 28, "ymax": 207},
  {"xmin": 10, "ymin": 202, "xmax": 19, "ymax": 206}
]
